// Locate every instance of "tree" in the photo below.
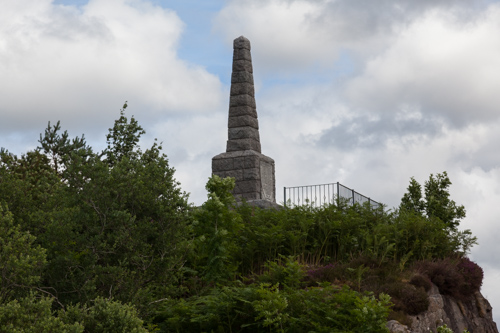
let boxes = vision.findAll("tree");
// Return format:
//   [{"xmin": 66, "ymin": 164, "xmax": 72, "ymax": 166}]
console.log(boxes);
[
  {"xmin": 0, "ymin": 204, "xmax": 47, "ymax": 302},
  {"xmin": 400, "ymin": 172, "xmax": 466, "ymax": 230},
  {"xmin": 0, "ymin": 103, "xmax": 191, "ymax": 316}
]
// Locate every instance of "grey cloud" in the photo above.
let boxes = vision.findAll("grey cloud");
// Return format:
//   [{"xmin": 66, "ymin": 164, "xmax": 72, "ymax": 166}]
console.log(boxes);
[{"xmin": 316, "ymin": 112, "xmax": 443, "ymax": 151}]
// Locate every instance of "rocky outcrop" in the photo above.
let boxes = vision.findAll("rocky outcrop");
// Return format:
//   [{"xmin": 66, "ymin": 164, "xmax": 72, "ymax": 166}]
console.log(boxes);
[{"xmin": 388, "ymin": 284, "xmax": 498, "ymax": 333}]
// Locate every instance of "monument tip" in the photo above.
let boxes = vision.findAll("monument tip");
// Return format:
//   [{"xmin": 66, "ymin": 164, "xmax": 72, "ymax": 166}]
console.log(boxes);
[{"xmin": 234, "ymin": 36, "xmax": 251, "ymax": 50}]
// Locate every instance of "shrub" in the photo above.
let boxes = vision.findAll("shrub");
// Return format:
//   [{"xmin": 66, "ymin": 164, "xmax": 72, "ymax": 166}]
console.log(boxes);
[
  {"xmin": 258, "ymin": 257, "xmax": 306, "ymax": 289},
  {"xmin": 306, "ymin": 263, "xmax": 337, "ymax": 283},
  {"xmin": 416, "ymin": 257, "xmax": 483, "ymax": 300},
  {"xmin": 416, "ymin": 258, "xmax": 463, "ymax": 298},
  {"xmin": 382, "ymin": 282, "xmax": 429, "ymax": 315},
  {"xmin": 409, "ymin": 273, "xmax": 432, "ymax": 292},
  {"xmin": 457, "ymin": 257, "xmax": 483, "ymax": 297}
]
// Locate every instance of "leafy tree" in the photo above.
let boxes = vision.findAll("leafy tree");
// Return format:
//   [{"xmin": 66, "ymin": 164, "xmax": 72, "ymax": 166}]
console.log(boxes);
[
  {"xmin": 60, "ymin": 298, "xmax": 148, "ymax": 333},
  {"xmin": 0, "ymin": 204, "xmax": 47, "ymax": 302},
  {"xmin": 400, "ymin": 172, "xmax": 466, "ymax": 230},
  {"xmin": 38, "ymin": 121, "xmax": 88, "ymax": 176},
  {"xmin": 424, "ymin": 172, "xmax": 466, "ymax": 230},
  {"xmin": 400, "ymin": 177, "xmax": 425, "ymax": 214},
  {"xmin": 1, "ymin": 103, "xmax": 191, "ymax": 316},
  {"xmin": 0, "ymin": 294, "xmax": 84, "ymax": 333},
  {"xmin": 104, "ymin": 102, "xmax": 145, "ymax": 166},
  {"xmin": 190, "ymin": 175, "xmax": 243, "ymax": 283}
]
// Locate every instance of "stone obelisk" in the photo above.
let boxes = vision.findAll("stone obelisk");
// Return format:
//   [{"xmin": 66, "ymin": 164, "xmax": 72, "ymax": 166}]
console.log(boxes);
[{"xmin": 212, "ymin": 36, "xmax": 276, "ymax": 206}]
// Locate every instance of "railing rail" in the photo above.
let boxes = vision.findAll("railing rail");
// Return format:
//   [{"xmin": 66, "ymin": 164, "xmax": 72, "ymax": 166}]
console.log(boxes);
[{"xmin": 283, "ymin": 182, "xmax": 382, "ymax": 209}]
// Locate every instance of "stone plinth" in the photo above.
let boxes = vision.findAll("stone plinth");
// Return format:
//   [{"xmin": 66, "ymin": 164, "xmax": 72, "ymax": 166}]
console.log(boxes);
[
  {"xmin": 212, "ymin": 36, "xmax": 276, "ymax": 204},
  {"xmin": 212, "ymin": 150, "xmax": 275, "ymax": 202}
]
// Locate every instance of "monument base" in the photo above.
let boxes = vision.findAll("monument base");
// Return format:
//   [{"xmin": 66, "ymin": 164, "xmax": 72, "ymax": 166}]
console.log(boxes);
[{"xmin": 212, "ymin": 150, "xmax": 276, "ymax": 202}]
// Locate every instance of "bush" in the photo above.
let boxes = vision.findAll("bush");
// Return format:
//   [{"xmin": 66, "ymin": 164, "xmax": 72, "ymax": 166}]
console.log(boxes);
[
  {"xmin": 382, "ymin": 282, "xmax": 429, "ymax": 315},
  {"xmin": 457, "ymin": 257, "xmax": 483, "ymax": 297},
  {"xmin": 416, "ymin": 257, "xmax": 482, "ymax": 300},
  {"xmin": 306, "ymin": 263, "xmax": 338, "ymax": 283},
  {"xmin": 258, "ymin": 257, "xmax": 306, "ymax": 289},
  {"xmin": 60, "ymin": 297, "xmax": 148, "ymax": 333},
  {"xmin": 157, "ymin": 283, "xmax": 392, "ymax": 332},
  {"xmin": 409, "ymin": 273, "xmax": 432, "ymax": 292}
]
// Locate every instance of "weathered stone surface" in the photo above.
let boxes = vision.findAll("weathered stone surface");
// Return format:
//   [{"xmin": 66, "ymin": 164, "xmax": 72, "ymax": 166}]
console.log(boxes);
[
  {"xmin": 228, "ymin": 106, "xmax": 258, "ymax": 118},
  {"xmin": 235, "ymin": 180, "xmax": 261, "ymax": 194},
  {"xmin": 229, "ymin": 95, "xmax": 256, "ymax": 108},
  {"xmin": 260, "ymin": 161, "xmax": 275, "ymax": 201},
  {"xmin": 230, "ymin": 82, "xmax": 255, "ymax": 97},
  {"xmin": 236, "ymin": 199, "xmax": 283, "ymax": 210},
  {"xmin": 225, "ymin": 169, "xmax": 243, "ymax": 181},
  {"xmin": 244, "ymin": 155, "xmax": 260, "ymax": 169},
  {"xmin": 391, "ymin": 283, "xmax": 500, "ymax": 333},
  {"xmin": 243, "ymin": 168, "xmax": 260, "ymax": 180},
  {"xmin": 231, "ymin": 72, "xmax": 254, "ymax": 84},
  {"xmin": 240, "ymin": 192, "xmax": 260, "ymax": 200},
  {"xmin": 233, "ymin": 157, "xmax": 246, "ymax": 169},
  {"xmin": 226, "ymin": 138, "xmax": 261, "ymax": 153},
  {"xmin": 228, "ymin": 115, "xmax": 259, "ymax": 129},
  {"xmin": 386, "ymin": 320, "xmax": 410, "ymax": 333},
  {"xmin": 212, "ymin": 158, "xmax": 234, "ymax": 171},
  {"xmin": 228, "ymin": 127, "xmax": 260, "ymax": 141},
  {"xmin": 232, "ymin": 59, "xmax": 253, "ymax": 73},
  {"xmin": 233, "ymin": 48, "xmax": 252, "ymax": 61},
  {"xmin": 233, "ymin": 36, "xmax": 251, "ymax": 50}
]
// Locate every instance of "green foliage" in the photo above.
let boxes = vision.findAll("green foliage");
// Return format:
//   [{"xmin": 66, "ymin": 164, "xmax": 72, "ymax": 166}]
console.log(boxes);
[
  {"xmin": 1, "ymin": 104, "xmax": 191, "ymax": 317},
  {"xmin": 156, "ymin": 282, "xmax": 391, "ymax": 332},
  {"xmin": 38, "ymin": 120, "xmax": 89, "ymax": 176},
  {"xmin": 0, "ymin": 106, "xmax": 481, "ymax": 331},
  {"xmin": 0, "ymin": 293, "xmax": 83, "ymax": 333},
  {"xmin": 104, "ymin": 102, "xmax": 145, "ymax": 166},
  {"xmin": 190, "ymin": 175, "xmax": 242, "ymax": 284},
  {"xmin": 258, "ymin": 256, "xmax": 305, "ymax": 290},
  {"xmin": 400, "ymin": 172, "xmax": 466, "ymax": 230},
  {"xmin": 0, "ymin": 204, "xmax": 47, "ymax": 302},
  {"xmin": 60, "ymin": 297, "xmax": 148, "ymax": 333}
]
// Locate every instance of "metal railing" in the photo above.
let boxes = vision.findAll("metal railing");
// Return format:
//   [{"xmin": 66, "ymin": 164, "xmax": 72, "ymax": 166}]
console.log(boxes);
[{"xmin": 283, "ymin": 182, "xmax": 382, "ymax": 209}]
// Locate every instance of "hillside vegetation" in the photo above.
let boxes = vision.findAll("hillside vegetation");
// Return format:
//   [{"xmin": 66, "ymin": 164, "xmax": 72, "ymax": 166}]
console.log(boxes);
[{"xmin": 0, "ymin": 106, "xmax": 482, "ymax": 332}]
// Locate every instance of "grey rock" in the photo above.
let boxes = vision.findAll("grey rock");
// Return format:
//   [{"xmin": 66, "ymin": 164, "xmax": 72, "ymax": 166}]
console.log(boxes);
[
  {"xmin": 244, "ymin": 155, "xmax": 260, "ymax": 169},
  {"xmin": 235, "ymin": 180, "xmax": 261, "ymax": 193},
  {"xmin": 236, "ymin": 199, "xmax": 283, "ymax": 210},
  {"xmin": 225, "ymin": 169, "xmax": 244, "ymax": 181},
  {"xmin": 386, "ymin": 320, "xmax": 410, "ymax": 333},
  {"xmin": 233, "ymin": 157, "xmax": 246, "ymax": 169},
  {"xmin": 229, "ymin": 106, "xmax": 258, "ymax": 118},
  {"xmin": 231, "ymin": 72, "xmax": 254, "ymax": 84},
  {"xmin": 232, "ymin": 59, "xmax": 253, "ymax": 73},
  {"xmin": 228, "ymin": 127, "xmax": 260, "ymax": 141},
  {"xmin": 230, "ymin": 82, "xmax": 255, "ymax": 97},
  {"xmin": 229, "ymin": 95, "xmax": 256, "ymax": 108},
  {"xmin": 212, "ymin": 158, "xmax": 234, "ymax": 171},
  {"xmin": 243, "ymin": 167, "xmax": 260, "ymax": 180},
  {"xmin": 390, "ymin": 283, "xmax": 499, "ymax": 333},
  {"xmin": 233, "ymin": 48, "xmax": 252, "ymax": 61},
  {"xmin": 233, "ymin": 36, "xmax": 251, "ymax": 50},
  {"xmin": 228, "ymin": 115, "xmax": 259, "ymax": 129},
  {"xmin": 226, "ymin": 138, "xmax": 261, "ymax": 153}
]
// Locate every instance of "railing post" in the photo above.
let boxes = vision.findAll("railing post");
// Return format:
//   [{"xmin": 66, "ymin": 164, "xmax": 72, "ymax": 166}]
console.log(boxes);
[{"xmin": 284, "ymin": 187, "xmax": 287, "ymax": 208}]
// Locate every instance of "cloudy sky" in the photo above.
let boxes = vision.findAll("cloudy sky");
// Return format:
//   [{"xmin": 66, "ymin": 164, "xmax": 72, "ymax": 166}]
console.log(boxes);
[{"xmin": 2, "ymin": 0, "xmax": 500, "ymax": 322}]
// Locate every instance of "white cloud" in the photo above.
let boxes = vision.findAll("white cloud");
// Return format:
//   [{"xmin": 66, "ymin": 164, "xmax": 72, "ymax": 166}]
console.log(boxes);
[
  {"xmin": 0, "ymin": 0, "xmax": 224, "ymax": 138},
  {"xmin": 213, "ymin": 0, "xmax": 343, "ymax": 72},
  {"xmin": 345, "ymin": 5, "xmax": 500, "ymax": 127}
]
